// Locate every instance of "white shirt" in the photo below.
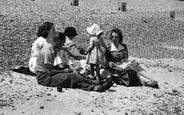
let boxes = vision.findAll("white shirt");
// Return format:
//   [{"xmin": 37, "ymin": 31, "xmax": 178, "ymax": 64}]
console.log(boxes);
[
  {"xmin": 64, "ymin": 36, "xmax": 74, "ymax": 46},
  {"xmin": 110, "ymin": 43, "xmax": 124, "ymax": 51},
  {"xmin": 31, "ymin": 37, "xmax": 46, "ymax": 57}
]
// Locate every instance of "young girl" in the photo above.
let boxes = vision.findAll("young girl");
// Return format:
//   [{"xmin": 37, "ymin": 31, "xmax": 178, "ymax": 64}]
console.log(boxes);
[
  {"xmin": 29, "ymin": 22, "xmax": 55, "ymax": 73},
  {"xmin": 85, "ymin": 24, "xmax": 107, "ymax": 80}
]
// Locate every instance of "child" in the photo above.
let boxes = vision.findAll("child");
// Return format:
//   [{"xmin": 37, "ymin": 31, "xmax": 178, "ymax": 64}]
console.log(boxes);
[
  {"xmin": 85, "ymin": 24, "xmax": 107, "ymax": 80},
  {"xmin": 29, "ymin": 22, "xmax": 55, "ymax": 73}
]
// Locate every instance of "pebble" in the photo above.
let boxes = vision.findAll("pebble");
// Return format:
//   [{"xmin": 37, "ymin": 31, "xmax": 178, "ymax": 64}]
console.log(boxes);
[
  {"xmin": 40, "ymin": 106, "xmax": 44, "ymax": 109},
  {"xmin": 172, "ymin": 89, "xmax": 177, "ymax": 93},
  {"xmin": 168, "ymin": 69, "xmax": 173, "ymax": 72},
  {"xmin": 164, "ymin": 82, "xmax": 168, "ymax": 85},
  {"xmin": 47, "ymin": 93, "xmax": 51, "ymax": 96}
]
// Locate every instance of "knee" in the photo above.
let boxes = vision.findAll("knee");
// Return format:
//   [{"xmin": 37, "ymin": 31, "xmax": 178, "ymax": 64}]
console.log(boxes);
[
  {"xmin": 134, "ymin": 62, "xmax": 145, "ymax": 71},
  {"xmin": 132, "ymin": 61, "xmax": 139, "ymax": 66},
  {"xmin": 69, "ymin": 72, "xmax": 81, "ymax": 78}
]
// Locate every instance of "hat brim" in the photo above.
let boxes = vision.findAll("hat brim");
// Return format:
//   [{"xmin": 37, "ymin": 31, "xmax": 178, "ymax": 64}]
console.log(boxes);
[{"xmin": 96, "ymin": 29, "xmax": 103, "ymax": 36}]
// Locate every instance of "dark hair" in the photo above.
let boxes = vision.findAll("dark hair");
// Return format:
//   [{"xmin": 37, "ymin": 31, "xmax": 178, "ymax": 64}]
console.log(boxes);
[
  {"xmin": 110, "ymin": 28, "xmax": 123, "ymax": 43},
  {"xmin": 52, "ymin": 31, "xmax": 66, "ymax": 42},
  {"xmin": 64, "ymin": 27, "xmax": 78, "ymax": 37},
  {"xmin": 37, "ymin": 22, "xmax": 54, "ymax": 38}
]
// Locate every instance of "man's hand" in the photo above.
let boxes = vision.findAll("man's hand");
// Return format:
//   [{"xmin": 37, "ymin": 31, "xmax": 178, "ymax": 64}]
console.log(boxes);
[
  {"xmin": 63, "ymin": 68, "xmax": 73, "ymax": 73},
  {"xmin": 109, "ymin": 62, "xmax": 117, "ymax": 68}
]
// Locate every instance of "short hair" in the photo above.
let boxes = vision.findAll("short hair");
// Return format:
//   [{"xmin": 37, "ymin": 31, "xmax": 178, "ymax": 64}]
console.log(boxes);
[
  {"xmin": 52, "ymin": 31, "xmax": 66, "ymax": 42},
  {"xmin": 64, "ymin": 27, "xmax": 78, "ymax": 37},
  {"xmin": 110, "ymin": 28, "xmax": 123, "ymax": 43},
  {"xmin": 37, "ymin": 22, "xmax": 54, "ymax": 38}
]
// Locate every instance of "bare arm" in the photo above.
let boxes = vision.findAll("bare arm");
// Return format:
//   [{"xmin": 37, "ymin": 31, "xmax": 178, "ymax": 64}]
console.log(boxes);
[
  {"xmin": 85, "ymin": 38, "xmax": 94, "ymax": 54},
  {"xmin": 68, "ymin": 44, "xmax": 86, "ymax": 59},
  {"xmin": 101, "ymin": 38, "xmax": 108, "ymax": 49}
]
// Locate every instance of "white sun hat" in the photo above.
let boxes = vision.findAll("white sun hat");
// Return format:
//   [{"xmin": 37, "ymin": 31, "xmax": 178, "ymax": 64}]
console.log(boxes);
[{"xmin": 86, "ymin": 24, "xmax": 103, "ymax": 36}]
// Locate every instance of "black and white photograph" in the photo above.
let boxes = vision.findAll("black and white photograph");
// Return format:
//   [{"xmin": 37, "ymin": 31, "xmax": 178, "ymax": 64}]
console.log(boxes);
[{"xmin": 1, "ymin": 0, "xmax": 184, "ymax": 114}]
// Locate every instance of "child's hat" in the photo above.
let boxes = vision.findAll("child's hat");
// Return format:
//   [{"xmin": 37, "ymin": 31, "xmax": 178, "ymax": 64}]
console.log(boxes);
[{"xmin": 86, "ymin": 24, "xmax": 103, "ymax": 36}]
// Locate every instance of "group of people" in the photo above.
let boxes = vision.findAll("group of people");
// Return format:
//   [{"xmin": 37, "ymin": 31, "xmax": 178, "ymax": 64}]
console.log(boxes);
[{"xmin": 28, "ymin": 22, "xmax": 159, "ymax": 93}]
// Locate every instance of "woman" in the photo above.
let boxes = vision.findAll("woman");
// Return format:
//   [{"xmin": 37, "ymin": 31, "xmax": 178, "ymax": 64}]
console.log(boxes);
[
  {"xmin": 29, "ymin": 22, "xmax": 55, "ymax": 73},
  {"xmin": 105, "ymin": 28, "xmax": 158, "ymax": 87},
  {"xmin": 62, "ymin": 27, "xmax": 87, "ymax": 71},
  {"xmin": 35, "ymin": 30, "xmax": 113, "ymax": 92}
]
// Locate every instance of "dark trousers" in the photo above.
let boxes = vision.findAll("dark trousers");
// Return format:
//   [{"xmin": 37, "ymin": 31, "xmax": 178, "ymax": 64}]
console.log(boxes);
[{"xmin": 36, "ymin": 71, "xmax": 95, "ymax": 91}]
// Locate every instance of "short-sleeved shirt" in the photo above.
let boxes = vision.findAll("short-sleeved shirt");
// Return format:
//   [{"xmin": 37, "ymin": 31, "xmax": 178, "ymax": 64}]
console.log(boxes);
[
  {"xmin": 31, "ymin": 37, "xmax": 46, "ymax": 57},
  {"xmin": 64, "ymin": 36, "xmax": 86, "ymax": 60},
  {"xmin": 35, "ymin": 44, "xmax": 56, "ymax": 73}
]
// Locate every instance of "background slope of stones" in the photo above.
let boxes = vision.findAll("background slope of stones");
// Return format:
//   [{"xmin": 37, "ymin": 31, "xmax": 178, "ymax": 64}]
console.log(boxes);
[{"xmin": 0, "ymin": 0, "xmax": 184, "ymax": 69}]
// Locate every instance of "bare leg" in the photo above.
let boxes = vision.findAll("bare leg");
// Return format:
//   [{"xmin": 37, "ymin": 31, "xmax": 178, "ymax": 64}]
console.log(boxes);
[
  {"xmin": 133, "ymin": 63, "xmax": 155, "ymax": 81},
  {"xmin": 139, "ymin": 70, "xmax": 155, "ymax": 82},
  {"xmin": 137, "ymin": 64, "xmax": 158, "ymax": 86},
  {"xmin": 95, "ymin": 64, "xmax": 101, "ymax": 80},
  {"xmin": 88, "ymin": 64, "xmax": 95, "ymax": 79}
]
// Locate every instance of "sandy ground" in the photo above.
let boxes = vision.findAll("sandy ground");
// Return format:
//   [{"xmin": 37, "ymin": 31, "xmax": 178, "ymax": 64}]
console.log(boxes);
[{"xmin": 1, "ymin": 57, "xmax": 184, "ymax": 115}]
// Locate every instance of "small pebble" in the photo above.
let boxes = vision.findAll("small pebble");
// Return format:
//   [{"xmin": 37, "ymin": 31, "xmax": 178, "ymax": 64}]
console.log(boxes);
[
  {"xmin": 172, "ymin": 89, "xmax": 177, "ymax": 93},
  {"xmin": 40, "ymin": 106, "xmax": 44, "ymax": 109},
  {"xmin": 47, "ymin": 93, "xmax": 51, "ymax": 96}
]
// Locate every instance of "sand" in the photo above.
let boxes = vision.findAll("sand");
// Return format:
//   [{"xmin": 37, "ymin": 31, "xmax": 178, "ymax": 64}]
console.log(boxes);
[{"xmin": 1, "ymin": 57, "xmax": 184, "ymax": 115}]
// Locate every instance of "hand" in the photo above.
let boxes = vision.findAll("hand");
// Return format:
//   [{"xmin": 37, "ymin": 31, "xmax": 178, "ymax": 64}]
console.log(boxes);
[
  {"xmin": 64, "ymin": 68, "xmax": 73, "ymax": 73},
  {"xmin": 109, "ymin": 62, "xmax": 116, "ymax": 68},
  {"xmin": 62, "ymin": 46, "xmax": 68, "ymax": 50}
]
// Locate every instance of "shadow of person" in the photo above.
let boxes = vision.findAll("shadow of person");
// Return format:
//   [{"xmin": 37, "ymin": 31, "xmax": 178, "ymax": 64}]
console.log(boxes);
[{"xmin": 10, "ymin": 66, "xmax": 36, "ymax": 76}]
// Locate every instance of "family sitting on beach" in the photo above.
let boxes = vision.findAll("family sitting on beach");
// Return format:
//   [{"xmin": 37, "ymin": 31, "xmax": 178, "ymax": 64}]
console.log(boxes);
[{"xmin": 28, "ymin": 22, "xmax": 159, "ymax": 92}]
